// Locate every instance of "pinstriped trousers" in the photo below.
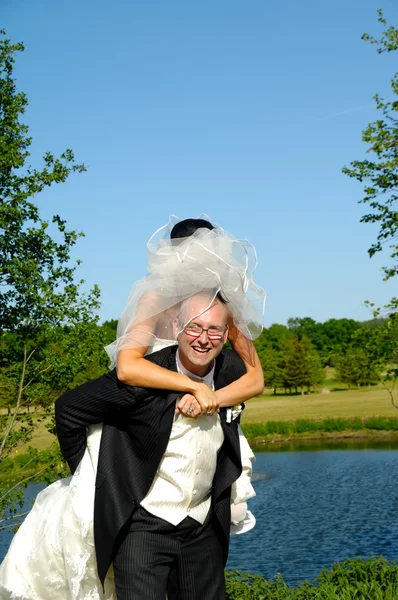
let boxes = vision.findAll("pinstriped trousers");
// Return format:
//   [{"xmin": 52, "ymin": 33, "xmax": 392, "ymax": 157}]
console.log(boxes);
[{"xmin": 113, "ymin": 506, "xmax": 226, "ymax": 600}]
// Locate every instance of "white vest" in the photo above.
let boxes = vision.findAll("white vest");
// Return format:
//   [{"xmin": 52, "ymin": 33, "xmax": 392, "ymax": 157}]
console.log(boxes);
[{"xmin": 140, "ymin": 353, "xmax": 224, "ymax": 525}]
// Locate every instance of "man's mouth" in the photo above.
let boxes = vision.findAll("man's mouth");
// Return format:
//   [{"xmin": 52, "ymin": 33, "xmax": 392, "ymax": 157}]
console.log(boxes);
[{"xmin": 191, "ymin": 346, "xmax": 211, "ymax": 356}]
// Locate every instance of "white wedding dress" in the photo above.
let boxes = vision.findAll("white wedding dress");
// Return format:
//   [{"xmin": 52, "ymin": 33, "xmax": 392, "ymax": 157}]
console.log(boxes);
[{"xmin": 0, "ymin": 342, "xmax": 255, "ymax": 600}]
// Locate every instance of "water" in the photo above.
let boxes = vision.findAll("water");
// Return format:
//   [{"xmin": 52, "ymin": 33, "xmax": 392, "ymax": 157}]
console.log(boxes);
[
  {"xmin": 227, "ymin": 445, "xmax": 398, "ymax": 584},
  {"xmin": 1, "ymin": 444, "xmax": 398, "ymax": 585}
]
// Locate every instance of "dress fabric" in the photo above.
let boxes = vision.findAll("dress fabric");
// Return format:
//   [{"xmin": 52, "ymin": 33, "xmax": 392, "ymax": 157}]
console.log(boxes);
[
  {"xmin": 0, "ymin": 341, "xmax": 255, "ymax": 599},
  {"xmin": 0, "ymin": 423, "xmax": 114, "ymax": 600}
]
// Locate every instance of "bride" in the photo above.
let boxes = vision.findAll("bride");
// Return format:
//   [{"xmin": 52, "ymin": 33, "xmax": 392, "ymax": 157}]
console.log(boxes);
[{"xmin": 0, "ymin": 216, "xmax": 266, "ymax": 600}]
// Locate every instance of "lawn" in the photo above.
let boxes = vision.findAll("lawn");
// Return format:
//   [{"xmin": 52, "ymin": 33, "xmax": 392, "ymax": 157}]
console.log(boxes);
[
  {"xmin": 242, "ymin": 385, "xmax": 398, "ymax": 424},
  {"xmin": 6, "ymin": 384, "xmax": 398, "ymax": 453},
  {"xmin": 13, "ymin": 414, "xmax": 55, "ymax": 453}
]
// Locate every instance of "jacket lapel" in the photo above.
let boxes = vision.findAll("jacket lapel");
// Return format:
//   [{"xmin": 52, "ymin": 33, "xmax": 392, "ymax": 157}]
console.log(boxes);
[
  {"xmin": 213, "ymin": 354, "xmax": 243, "ymax": 500},
  {"xmin": 160, "ymin": 347, "xmax": 183, "ymax": 411}
]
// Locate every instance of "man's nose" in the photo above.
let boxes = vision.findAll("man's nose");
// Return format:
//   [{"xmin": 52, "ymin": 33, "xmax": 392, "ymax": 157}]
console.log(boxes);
[{"xmin": 197, "ymin": 330, "xmax": 210, "ymax": 343}]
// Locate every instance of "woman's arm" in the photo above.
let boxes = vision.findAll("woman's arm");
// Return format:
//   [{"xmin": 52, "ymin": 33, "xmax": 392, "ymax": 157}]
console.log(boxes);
[
  {"xmin": 116, "ymin": 294, "xmax": 219, "ymax": 415},
  {"xmin": 116, "ymin": 304, "xmax": 263, "ymax": 413},
  {"xmin": 117, "ymin": 346, "xmax": 218, "ymax": 415},
  {"xmin": 117, "ymin": 335, "xmax": 263, "ymax": 413},
  {"xmin": 214, "ymin": 319, "xmax": 264, "ymax": 408}
]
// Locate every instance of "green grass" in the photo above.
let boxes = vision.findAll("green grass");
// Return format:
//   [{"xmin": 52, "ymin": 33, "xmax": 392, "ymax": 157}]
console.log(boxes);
[
  {"xmin": 7, "ymin": 414, "xmax": 54, "ymax": 453},
  {"xmin": 241, "ymin": 416, "xmax": 398, "ymax": 443},
  {"xmin": 4, "ymin": 384, "xmax": 398, "ymax": 457},
  {"xmin": 242, "ymin": 385, "xmax": 398, "ymax": 424},
  {"xmin": 225, "ymin": 557, "xmax": 398, "ymax": 599}
]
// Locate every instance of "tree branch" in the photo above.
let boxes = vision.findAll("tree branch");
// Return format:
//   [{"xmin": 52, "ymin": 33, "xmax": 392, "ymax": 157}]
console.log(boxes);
[
  {"xmin": 22, "ymin": 365, "xmax": 52, "ymax": 391},
  {"xmin": 0, "ymin": 342, "xmax": 29, "ymax": 460},
  {"xmin": 0, "ymin": 510, "xmax": 30, "ymax": 526},
  {"xmin": 0, "ymin": 465, "xmax": 47, "ymax": 505}
]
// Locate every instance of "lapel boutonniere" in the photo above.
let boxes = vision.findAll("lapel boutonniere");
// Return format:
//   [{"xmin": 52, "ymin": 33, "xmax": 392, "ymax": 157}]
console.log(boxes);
[{"xmin": 226, "ymin": 403, "xmax": 244, "ymax": 423}]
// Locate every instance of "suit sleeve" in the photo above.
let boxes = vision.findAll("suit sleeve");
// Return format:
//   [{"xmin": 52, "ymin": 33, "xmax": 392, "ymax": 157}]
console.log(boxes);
[
  {"xmin": 55, "ymin": 370, "xmax": 147, "ymax": 473},
  {"xmin": 217, "ymin": 349, "xmax": 247, "ymax": 386}
]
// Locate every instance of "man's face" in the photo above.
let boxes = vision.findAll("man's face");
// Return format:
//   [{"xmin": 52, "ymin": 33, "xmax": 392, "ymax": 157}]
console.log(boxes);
[{"xmin": 176, "ymin": 296, "xmax": 229, "ymax": 376}]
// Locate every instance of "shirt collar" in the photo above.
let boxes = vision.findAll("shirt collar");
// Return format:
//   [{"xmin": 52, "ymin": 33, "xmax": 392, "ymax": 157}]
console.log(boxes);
[{"xmin": 176, "ymin": 350, "xmax": 215, "ymax": 387}]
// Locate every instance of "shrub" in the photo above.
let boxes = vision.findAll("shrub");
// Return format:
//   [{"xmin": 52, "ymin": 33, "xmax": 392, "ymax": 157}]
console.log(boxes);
[
  {"xmin": 225, "ymin": 558, "xmax": 398, "ymax": 599},
  {"xmin": 319, "ymin": 418, "xmax": 349, "ymax": 432},
  {"xmin": 364, "ymin": 417, "xmax": 398, "ymax": 431},
  {"xmin": 293, "ymin": 419, "xmax": 318, "ymax": 433}
]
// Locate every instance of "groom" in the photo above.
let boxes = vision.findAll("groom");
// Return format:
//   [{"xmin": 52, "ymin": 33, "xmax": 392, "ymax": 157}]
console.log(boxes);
[{"xmin": 55, "ymin": 293, "xmax": 246, "ymax": 600}]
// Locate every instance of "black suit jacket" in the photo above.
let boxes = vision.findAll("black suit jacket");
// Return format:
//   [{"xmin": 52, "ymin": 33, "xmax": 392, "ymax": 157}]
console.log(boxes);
[{"xmin": 55, "ymin": 346, "xmax": 246, "ymax": 586}]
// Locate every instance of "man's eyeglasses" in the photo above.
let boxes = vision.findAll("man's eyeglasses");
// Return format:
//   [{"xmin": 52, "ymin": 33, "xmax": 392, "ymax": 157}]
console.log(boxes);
[{"xmin": 183, "ymin": 324, "xmax": 227, "ymax": 340}]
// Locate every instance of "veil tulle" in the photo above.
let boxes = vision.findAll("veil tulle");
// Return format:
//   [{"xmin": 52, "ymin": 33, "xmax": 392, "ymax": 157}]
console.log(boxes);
[{"xmin": 105, "ymin": 215, "xmax": 266, "ymax": 368}]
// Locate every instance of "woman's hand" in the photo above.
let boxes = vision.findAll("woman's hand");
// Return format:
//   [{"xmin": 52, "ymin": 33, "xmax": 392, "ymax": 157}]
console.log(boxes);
[{"xmin": 191, "ymin": 382, "xmax": 219, "ymax": 415}]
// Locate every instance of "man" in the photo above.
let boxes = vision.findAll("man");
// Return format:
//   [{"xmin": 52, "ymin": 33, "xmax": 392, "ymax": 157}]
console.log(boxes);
[{"xmin": 55, "ymin": 293, "xmax": 246, "ymax": 600}]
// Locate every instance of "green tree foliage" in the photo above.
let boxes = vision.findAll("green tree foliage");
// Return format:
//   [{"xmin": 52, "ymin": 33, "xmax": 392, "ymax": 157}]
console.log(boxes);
[
  {"xmin": 342, "ymin": 11, "xmax": 398, "ymax": 406},
  {"xmin": 258, "ymin": 345, "xmax": 284, "ymax": 395},
  {"xmin": 336, "ymin": 348, "xmax": 380, "ymax": 388},
  {"xmin": 287, "ymin": 317, "xmax": 362, "ymax": 366},
  {"xmin": 350, "ymin": 315, "xmax": 398, "ymax": 406},
  {"xmin": 282, "ymin": 337, "xmax": 324, "ymax": 395},
  {"xmin": 255, "ymin": 315, "xmax": 393, "ymax": 394},
  {"xmin": 254, "ymin": 323, "xmax": 292, "ymax": 354},
  {"xmin": 0, "ymin": 30, "xmax": 103, "ymax": 524},
  {"xmin": 101, "ymin": 319, "xmax": 118, "ymax": 346},
  {"xmin": 343, "ymin": 10, "xmax": 398, "ymax": 284}
]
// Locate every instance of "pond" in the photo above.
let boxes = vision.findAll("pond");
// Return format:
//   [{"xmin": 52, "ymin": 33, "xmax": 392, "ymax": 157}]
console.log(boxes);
[
  {"xmin": 1, "ymin": 442, "xmax": 398, "ymax": 586},
  {"xmin": 227, "ymin": 442, "xmax": 398, "ymax": 584}
]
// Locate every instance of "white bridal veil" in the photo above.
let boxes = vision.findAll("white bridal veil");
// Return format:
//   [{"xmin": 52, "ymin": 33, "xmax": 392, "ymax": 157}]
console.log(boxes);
[{"xmin": 105, "ymin": 215, "xmax": 266, "ymax": 368}]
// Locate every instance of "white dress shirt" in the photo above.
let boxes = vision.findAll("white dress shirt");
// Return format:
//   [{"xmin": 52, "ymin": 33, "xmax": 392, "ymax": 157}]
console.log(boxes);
[{"xmin": 140, "ymin": 352, "xmax": 224, "ymax": 525}]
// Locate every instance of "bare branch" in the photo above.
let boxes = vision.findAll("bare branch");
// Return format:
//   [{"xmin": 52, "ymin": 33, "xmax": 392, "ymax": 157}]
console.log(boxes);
[
  {"xmin": 26, "ymin": 348, "xmax": 37, "ymax": 364},
  {"xmin": 381, "ymin": 378, "xmax": 398, "ymax": 410},
  {"xmin": 0, "ymin": 466, "xmax": 47, "ymax": 505},
  {"xmin": 22, "ymin": 365, "xmax": 52, "ymax": 391},
  {"xmin": 0, "ymin": 342, "xmax": 28, "ymax": 459},
  {"xmin": 0, "ymin": 511, "xmax": 30, "ymax": 526}
]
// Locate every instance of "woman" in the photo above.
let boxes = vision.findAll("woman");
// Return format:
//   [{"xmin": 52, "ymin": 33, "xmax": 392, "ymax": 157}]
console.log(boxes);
[
  {"xmin": 0, "ymin": 216, "xmax": 265, "ymax": 600},
  {"xmin": 110, "ymin": 216, "xmax": 265, "ymax": 528}
]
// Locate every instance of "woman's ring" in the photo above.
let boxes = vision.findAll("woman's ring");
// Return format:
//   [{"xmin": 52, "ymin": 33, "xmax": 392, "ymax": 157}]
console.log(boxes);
[
  {"xmin": 206, "ymin": 411, "xmax": 212, "ymax": 415},
  {"xmin": 188, "ymin": 407, "xmax": 193, "ymax": 414}
]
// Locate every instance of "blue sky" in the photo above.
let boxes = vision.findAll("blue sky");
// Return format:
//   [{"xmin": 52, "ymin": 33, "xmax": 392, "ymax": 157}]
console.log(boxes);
[{"xmin": 3, "ymin": 0, "xmax": 398, "ymax": 327}]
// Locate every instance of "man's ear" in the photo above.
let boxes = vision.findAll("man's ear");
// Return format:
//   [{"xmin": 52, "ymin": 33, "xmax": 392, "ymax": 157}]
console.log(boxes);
[
  {"xmin": 222, "ymin": 325, "xmax": 229, "ymax": 345},
  {"xmin": 172, "ymin": 317, "xmax": 180, "ymax": 339}
]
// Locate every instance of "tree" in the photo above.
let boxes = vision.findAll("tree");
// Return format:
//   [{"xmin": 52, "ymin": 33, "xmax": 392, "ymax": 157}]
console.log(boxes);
[
  {"xmin": 350, "ymin": 317, "xmax": 398, "ymax": 405},
  {"xmin": 336, "ymin": 348, "xmax": 379, "ymax": 388},
  {"xmin": 254, "ymin": 323, "xmax": 292, "ymax": 354},
  {"xmin": 258, "ymin": 345, "xmax": 284, "ymax": 395},
  {"xmin": 282, "ymin": 337, "xmax": 324, "ymax": 395},
  {"xmin": 342, "ymin": 11, "xmax": 398, "ymax": 406},
  {"xmin": 287, "ymin": 317, "xmax": 362, "ymax": 366},
  {"xmin": 343, "ymin": 10, "xmax": 398, "ymax": 284},
  {"xmin": 0, "ymin": 30, "xmax": 101, "ymax": 524}
]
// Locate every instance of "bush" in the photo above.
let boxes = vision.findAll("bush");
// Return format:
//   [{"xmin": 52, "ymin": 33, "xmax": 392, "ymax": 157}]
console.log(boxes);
[
  {"xmin": 319, "ymin": 418, "xmax": 349, "ymax": 432},
  {"xmin": 264, "ymin": 421, "xmax": 291, "ymax": 435},
  {"xmin": 242, "ymin": 416, "xmax": 398, "ymax": 442},
  {"xmin": 293, "ymin": 419, "xmax": 318, "ymax": 434},
  {"xmin": 225, "ymin": 557, "xmax": 398, "ymax": 599},
  {"xmin": 348, "ymin": 417, "xmax": 364, "ymax": 431},
  {"xmin": 364, "ymin": 417, "xmax": 398, "ymax": 431}
]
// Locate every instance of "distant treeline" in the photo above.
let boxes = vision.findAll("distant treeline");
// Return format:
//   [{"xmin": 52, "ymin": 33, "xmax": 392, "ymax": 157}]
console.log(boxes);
[
  {"xmin": 101, "ymin": 316, "xmax": 389, "ymax": 395},
  {"xmin": 0, "ymin": 316, "xmax": 390, "ymax": 409},
  {"xmin": 253, "ymin": 316, "xmax": 389, "ymax": 394}
]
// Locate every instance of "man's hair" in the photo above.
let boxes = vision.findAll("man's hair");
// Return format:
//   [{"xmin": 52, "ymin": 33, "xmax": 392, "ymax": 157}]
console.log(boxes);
[
  {"xmin": 170, "ymin": 218, "xmax": 214, "ymax": 240},
  {"xmin": 178, "ymin": 293, "xmax": 228, "ymax": 329}
]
